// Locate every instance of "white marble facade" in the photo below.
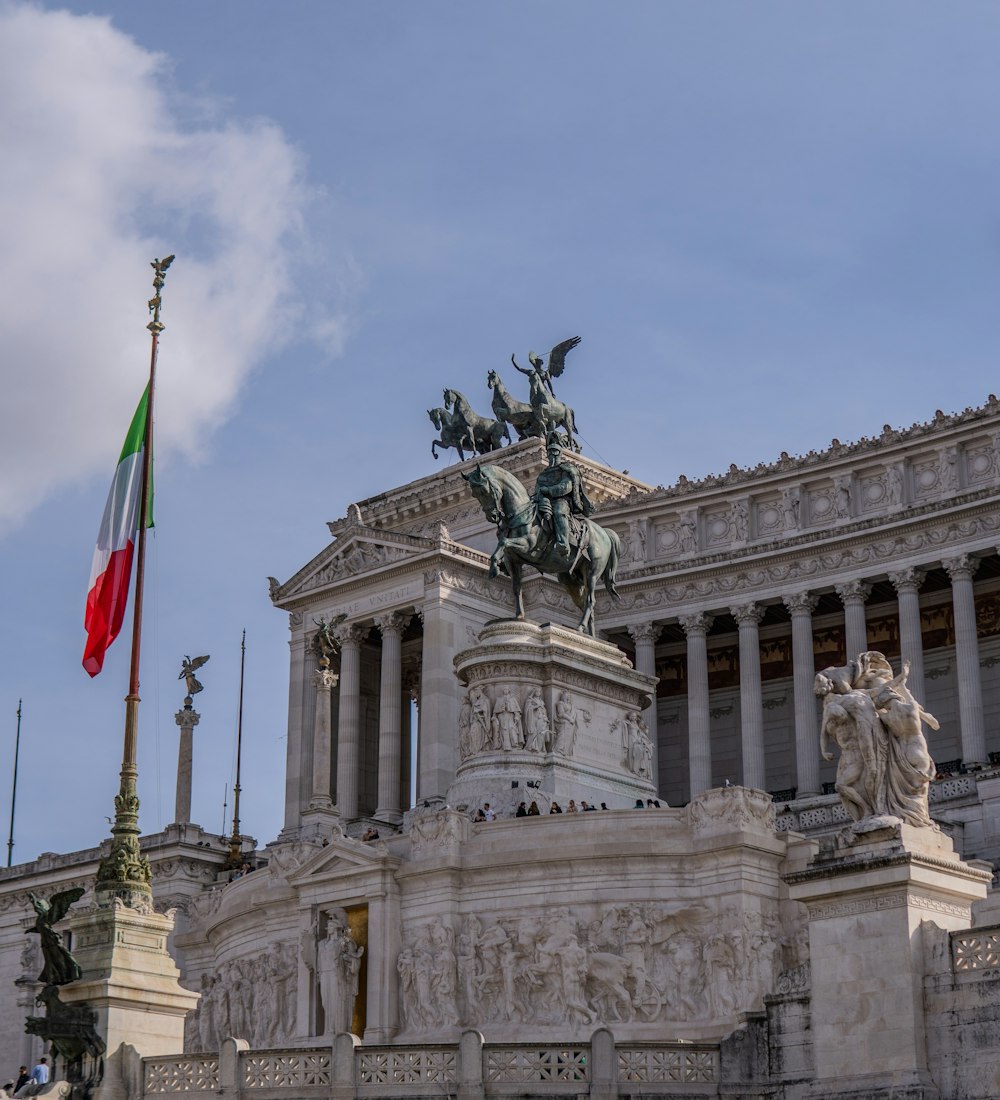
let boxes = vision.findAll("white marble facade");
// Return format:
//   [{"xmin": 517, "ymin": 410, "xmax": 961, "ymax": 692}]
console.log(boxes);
[{"xmin": 5, "ymin": 394, "xmax": 1000, "ymax": 1098}]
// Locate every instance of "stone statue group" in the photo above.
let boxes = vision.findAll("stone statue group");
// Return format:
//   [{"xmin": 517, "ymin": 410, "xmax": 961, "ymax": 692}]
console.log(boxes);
[
  {"xmin": 429, "ymin": 336, "xmax": 582, "ymax": 461},
  {"xmin": 816, "ymin": 651, "xmax": 938, "ymax": 828},
  {"xmin": 459, "ymin": 685, "xmax": 588, "ymax": 759}
]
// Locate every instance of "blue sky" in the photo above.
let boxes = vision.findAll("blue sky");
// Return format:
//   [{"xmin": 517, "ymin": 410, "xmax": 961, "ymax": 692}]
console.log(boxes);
[{"xmin": 2, "ymin": 1, "xmax": 1000, "ymax": 860}]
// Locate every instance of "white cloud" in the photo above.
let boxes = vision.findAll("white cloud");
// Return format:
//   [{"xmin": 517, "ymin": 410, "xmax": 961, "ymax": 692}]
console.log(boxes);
[{"xmin": 0, "ymin": 3, "xmax": 348, "ymax": 533}]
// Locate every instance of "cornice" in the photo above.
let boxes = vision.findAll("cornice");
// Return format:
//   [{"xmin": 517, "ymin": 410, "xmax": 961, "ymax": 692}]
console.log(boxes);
[
  {"xmin": 326, "ymin": 438, "xmax": 650, "ymax": 535},
  {"xmin": 598, "ymin": 493, "xmax": 1000, "ymax": 619},
  {"xmin": 616, "ymin": 390, "xmax": 1000, "ymax": 508}
]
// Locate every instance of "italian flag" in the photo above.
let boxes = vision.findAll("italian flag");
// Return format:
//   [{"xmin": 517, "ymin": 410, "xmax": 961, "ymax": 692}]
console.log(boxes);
[{"xmin": 82, "ymin": 386, "xmax": 153, "ymax": 677}]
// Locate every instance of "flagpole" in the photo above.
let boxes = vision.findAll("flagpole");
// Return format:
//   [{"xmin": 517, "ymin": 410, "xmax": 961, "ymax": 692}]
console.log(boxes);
[
  {"xmin": 226, "ymin": 630, "xmax": 247, "ymax": 869},
  {"xmin": 95, "ymin": 255, "xmax": 174, "ymax": 909},
  {"xmin": 6, "ymin": 700, "xmax": 22, "ymax": 867}
]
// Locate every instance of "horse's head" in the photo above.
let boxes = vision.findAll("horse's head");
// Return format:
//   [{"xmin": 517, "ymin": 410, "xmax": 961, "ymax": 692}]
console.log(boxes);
[
  {"xmin": 487, "ymin": 369, "xmax": 498, "ymax": 389},
  {"xmin": 462, "ymin": 464, "xmax": 503, "ymax": 524},
  {"xmin": 427, "ymin": 408, "xmax": 441, "ymax": 429}
]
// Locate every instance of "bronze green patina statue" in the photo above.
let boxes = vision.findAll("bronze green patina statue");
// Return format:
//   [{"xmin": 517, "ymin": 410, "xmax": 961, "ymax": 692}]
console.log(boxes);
[
  {"xmin": 463, "ymin": 434, "xmax": 620, "ymax": 635},
  {"xmin": 27, "ymin": 887, "xmax": 85, "ymax": 987}
]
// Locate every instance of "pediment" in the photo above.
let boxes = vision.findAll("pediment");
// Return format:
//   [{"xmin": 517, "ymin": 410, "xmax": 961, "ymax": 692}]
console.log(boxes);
[
  {"xmin": 272, "ymin": 525, "xmax": 435, "ymax": 604},
  {"xmin": 284, "ymin": 833, "xmax": 395, "ymax": 885}
]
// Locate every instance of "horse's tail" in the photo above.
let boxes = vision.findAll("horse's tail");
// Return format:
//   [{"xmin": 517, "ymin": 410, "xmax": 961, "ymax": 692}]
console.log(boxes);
[{"xmin": 603, "ymin": 528, "xmax": 622, "ymax": 600}]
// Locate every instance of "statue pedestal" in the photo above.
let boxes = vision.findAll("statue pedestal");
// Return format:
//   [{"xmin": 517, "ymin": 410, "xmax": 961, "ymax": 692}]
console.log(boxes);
[
  {"xmin": 448, "ymin": 620, "xmax": 657, "ymax": 815},
  {"xmin": 61, "ymin": 903, "xmax": 198, "ymax": 1063},
  {"xmin": 785, "ymin": 820, "xmax": 991, "ymax": 1099}
]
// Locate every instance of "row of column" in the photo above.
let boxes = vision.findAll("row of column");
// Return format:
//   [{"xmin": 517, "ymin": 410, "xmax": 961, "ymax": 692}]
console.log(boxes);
[
  {"xmin": 635, "ymin": 553, "xmax": 989, "ymax": 799},
  {"xmin": 308, "ymin": 612, "xmax": 413, "ymax": 826}
]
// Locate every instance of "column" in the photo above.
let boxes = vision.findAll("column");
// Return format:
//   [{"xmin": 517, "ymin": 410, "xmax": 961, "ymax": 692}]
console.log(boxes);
[
  {"xmin": 889, "ymin": 567, "xmax": 926, "ymax": 703},
  {"xmin": 944, "ymin": 554, "xmax": 987, "ymax": 765},
  {"xmin": 308, "ymin": 667, "xmax": 339, "ymax": 812},
  {"xmin": 334, "ymin": 623, "xmax": 367, "ymax": 820},
  {"xmin": 679, "ymin": 612, "xmax": 713, "ymax": 797},
  {"xmin": 375, "ymin": 612, "xmax": 410, "ymax": 824},
  {"xmin": 836, "ymin": 579, "xmax": 871, "ymax": 659},
  {"xmin": 363, "ymin": 881, "xmax": 401, "ymax": 1042},
  {"xmin": 627, "ymin": 622, "xmax": 661, "ymax": 792},
  {"xmin": 283, "ymin": 618, "xmax": 310, "ymax": 834},
  {"xmin": 731, "ymin": 603, "xmax": 766, "ymax": 790},
  {"xmin": 417, "ymin": 585, "xmax": 462, "ymax": 803},
  {"xmin": 400, "ymin": 660, "xmax": 420, "ymax": 812},
  {"xmin": 782, "ymin": 592, "xmax": 820, "ymax": 797},
  {"xmin": 173, "ymin": 701, "xmax": 199, "ymax": 823}
]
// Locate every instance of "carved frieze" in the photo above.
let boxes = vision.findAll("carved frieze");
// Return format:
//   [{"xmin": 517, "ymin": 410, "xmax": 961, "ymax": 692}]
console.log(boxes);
[
  {"xmin": 398, "ymin": 899, "xmax": 792, "ymax": 1031},
  {"xmin": 184, "ymin": 942, "xmax": 298, "ymax": 1052}
]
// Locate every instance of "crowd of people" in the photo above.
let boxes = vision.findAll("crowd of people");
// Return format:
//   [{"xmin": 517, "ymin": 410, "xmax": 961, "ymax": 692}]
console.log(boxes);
[{"xmin": 473, "ymin": 797, "xmax": 662, "ymax": 820}]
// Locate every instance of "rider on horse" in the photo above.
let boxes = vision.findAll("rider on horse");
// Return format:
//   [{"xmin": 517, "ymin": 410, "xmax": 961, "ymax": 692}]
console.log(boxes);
[{"xmin": 533, "ymin": 433, "xmax": 594, "ymax": 563}]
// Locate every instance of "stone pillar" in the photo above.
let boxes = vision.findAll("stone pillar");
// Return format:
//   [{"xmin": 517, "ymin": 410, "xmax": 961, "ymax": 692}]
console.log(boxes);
[
  {"xmin": 363, "ymin": 880, "xmax": 401, "ymax": 1043},
  {"xmin": 836, "ymin": 580, "xmax": 871, "ymax": 659},
  {"xmin": 731, "ymin": 603, "xmax": 766, "ymax": 790},
  {"xmin": 307, "ymin": 668, "xmax": 340, "ymax": 814},
  {"xmin": 680, "ymin": 612, "xmax": 714, "ymax": 797},
  {"xmin": 375, "ymin": 612, "xmax": 410, "ymax": 824},
  {"xmin": 783, "ymin": 592, "xmax": 820, "ymax": 797},
  {"xmin": 786, "ymin": 823, "xmax": 990, "ymax": 1098},
  {"xmin": 889, "ymin": 567, "xmax": 927, "ymax": 704},
  {"xmin": 334, "ymin": 623, "xmax": 367, "ymax": 820},
  {"xmin": 400, "ymin": 661, "xmax": 420, "ymax": 812},
  {"xmin": 173, "ymin": 701, "xmax": 199, "ymax": 824},
  {"xmin": 417, "ymin": 587, "xmax": 463, "ymax": 803},
  {"xmin": 627, "ymin": 622, "xmax": 661, "ymax": 792},
  {"xmin": 283, "ymin": 617, "xmax": 310, "ymax": 835},
  {"xmin": 944, "ymin": 554, "xmax": 987, "ymax": 765}
]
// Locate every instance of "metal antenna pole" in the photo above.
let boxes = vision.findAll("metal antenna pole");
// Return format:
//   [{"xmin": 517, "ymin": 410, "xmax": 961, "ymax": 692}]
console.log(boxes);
[
  {"xmin": 7, "ymin": 700, "xmax": 22, "ymax": 867},
  {"xmin": 227, "ymin": 630, "xmax": 246, "ymax": 868},
  {"xmin": 95, "ymin": 255, "xmax": 174, "ymax": 908}
]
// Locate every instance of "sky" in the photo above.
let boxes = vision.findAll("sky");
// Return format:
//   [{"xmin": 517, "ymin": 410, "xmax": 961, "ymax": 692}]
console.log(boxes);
[{"xmin": 2, "ymin": 1, "xmax": 1000, "ymax": 862}]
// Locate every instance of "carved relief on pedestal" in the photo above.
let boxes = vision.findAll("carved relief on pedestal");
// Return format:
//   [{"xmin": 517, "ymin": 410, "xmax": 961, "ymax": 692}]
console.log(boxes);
[
  {"xmin": 398, "ymin": 899, "xmax": 791, "ymax": 1032},
  {"xmin": 687, "ymin": 786, "xmax": 776, "ymax": 835},
  {"xmin": 552, "ymin": 691, "xmax": 588, "ymax": 756},
  {"xmin": 398, "ymin": 921, "xmax": 458, "ymax": 1032},
  {"xmin": 614, "ymin": 711, "xmax": 653, "ymax": 779},
  {"xmin": 184, "ymin": 941, "xmax": 299, "ymax": 1052}
]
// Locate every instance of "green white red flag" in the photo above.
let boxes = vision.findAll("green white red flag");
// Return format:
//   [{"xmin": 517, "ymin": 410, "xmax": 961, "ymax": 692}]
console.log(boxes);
[{"xmin": 82, "ymin": 386, "xmax": 153, "ymax": 677}]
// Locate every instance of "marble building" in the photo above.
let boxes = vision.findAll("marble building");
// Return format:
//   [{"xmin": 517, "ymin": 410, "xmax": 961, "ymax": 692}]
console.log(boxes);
[{"xmin": 3, "ymin": 392, "xmax": 1000, "ymax": 1099}]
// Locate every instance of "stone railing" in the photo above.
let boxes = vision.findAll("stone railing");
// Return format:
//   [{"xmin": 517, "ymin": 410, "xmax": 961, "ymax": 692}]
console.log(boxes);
[
  {"xmin": 774, "ymin": 772, "xmax": 991, "ymax": 838},
  {"xmin": 952, "ymin": 925, "xmax": 1000, "ymax": 979},
  {"xmin": 140, "ymin": 1031, "xmax": 721, "ymax": 1100}
]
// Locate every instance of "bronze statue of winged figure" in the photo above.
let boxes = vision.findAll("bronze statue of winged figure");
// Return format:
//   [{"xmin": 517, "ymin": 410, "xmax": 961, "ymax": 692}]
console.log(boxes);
[
  {"xmin": 179, "ymin": 654, "xmax": 210, "ymax": 697},
  {"xmin": 27, "ymin": 887, "xmax": 86, "ymax": 986},
  {"xmin": 511, "ymin": 335, "xmax": 581, "ymax": 398}
]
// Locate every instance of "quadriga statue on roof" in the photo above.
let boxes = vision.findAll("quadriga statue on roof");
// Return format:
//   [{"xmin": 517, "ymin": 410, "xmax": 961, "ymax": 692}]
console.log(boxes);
[
  {"xmin": 814, "ymin": 651, "xmax": 938, "ymax": 827},
  {"xmin": 463, "ymin": 433, "xmax": 620, "ymax": 636}
]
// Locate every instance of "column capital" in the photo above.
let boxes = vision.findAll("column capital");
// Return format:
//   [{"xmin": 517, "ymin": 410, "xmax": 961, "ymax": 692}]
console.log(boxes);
[
  {"xmin": 679, "ymin": 611, "xmax": 714, "ymax": 637},
  {"xmin": 730, "ymin": 602, "xmax": 764, "ymax": 626},
  {"xmin": 312, "ymin": 668, "xmax": 339, "ymax": 691},
  {"xmin": 174, "ymin": 705, "xmax": 200, "ymax": 728},
  {"xmin": 943, "ymin": 553, "xmax": 980, "ymax": 582},
  {"xmin": 375, "ymin": 611, "xmax": 412, "ymax": 638},
  {"xmin": 888, "ymin": 567, "xmax": 926, "ymax": 594},
  {"xmin": 333, "ymin": 622, "xmax": 369, "ymax": 648},
  {"xmin": 835, "ymin": 580, "xmax": 872, "ymax": 606},
  {"xmin": 627, "ymin": 621, "xmax": 662, "ymax": 645},
  {"xmin": 782, "ymin": 591, "xmax": 818, "ymax": 616}
]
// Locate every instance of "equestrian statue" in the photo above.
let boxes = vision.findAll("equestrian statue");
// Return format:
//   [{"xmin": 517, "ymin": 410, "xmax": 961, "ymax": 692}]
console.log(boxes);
[{"xmin": 463, "ymin": 433, "xmax": 620, "ymax": 636}]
